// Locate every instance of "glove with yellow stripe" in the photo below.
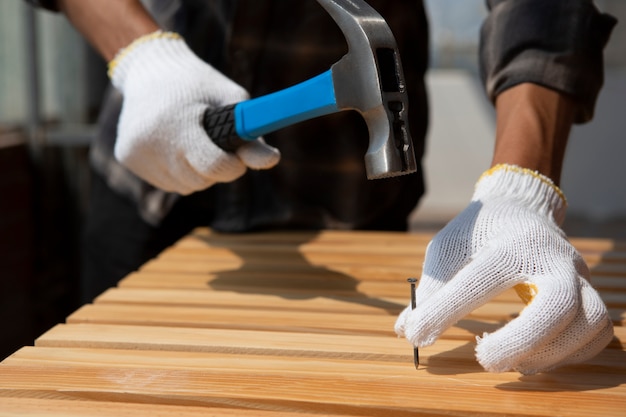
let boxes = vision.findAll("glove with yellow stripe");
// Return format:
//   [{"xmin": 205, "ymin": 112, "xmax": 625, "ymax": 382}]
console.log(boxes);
[
  {"xmin": 108, "ymin": 31, "xmax": 280, "ymax": 194},
  {"xmin": 395, "ymin": 164, "xmax": 613, "ymax": 374}
]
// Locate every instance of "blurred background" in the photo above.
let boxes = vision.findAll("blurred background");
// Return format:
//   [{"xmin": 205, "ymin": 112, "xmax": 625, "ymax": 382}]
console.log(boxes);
[{"xmin": 0, "ymin": 1, "xmax": 624, "ymax": 359}]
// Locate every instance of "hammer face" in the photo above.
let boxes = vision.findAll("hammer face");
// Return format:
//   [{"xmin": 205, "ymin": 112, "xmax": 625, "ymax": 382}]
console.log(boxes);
[{"xmin": 319, "ymin": 0, "xmax": 417, "ymax": 179}]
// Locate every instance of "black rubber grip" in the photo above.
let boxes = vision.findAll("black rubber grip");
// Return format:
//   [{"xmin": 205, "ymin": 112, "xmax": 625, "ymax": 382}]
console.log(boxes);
[{"xmin": 202, "ymin": 104, "xmax": 248, "ymax": 152}]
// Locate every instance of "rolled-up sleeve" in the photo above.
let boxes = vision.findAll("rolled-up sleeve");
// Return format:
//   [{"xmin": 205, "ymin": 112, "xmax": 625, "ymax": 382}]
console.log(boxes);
[
  {"xmin": 480, "ymin": 0, "xmax": 617, "ymax": 123},
  {"xmin": 24, "ymin": 0, "xmax": 59, "ymax": 11}
]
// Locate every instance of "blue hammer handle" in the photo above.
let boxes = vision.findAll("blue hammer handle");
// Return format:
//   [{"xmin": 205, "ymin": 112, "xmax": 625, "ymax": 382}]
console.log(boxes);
[{"xmin": 203, "ymin": 70, "xmax": 339, "ymax": 152}]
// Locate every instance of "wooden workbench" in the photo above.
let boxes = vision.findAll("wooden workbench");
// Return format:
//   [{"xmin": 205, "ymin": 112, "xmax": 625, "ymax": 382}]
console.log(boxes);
[{"xmin": 1, "ymin": 228, "xmax": 625, "ymax": 416}]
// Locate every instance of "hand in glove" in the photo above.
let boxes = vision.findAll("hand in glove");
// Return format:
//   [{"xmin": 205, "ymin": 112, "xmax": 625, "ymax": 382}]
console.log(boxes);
[
  {"xmin": 395, "ymin": 164, "xmax": 614, "ymax": 374},
  {"xmin": 108, "ymin": 31, "xmax": 280, "ymax": 194}
]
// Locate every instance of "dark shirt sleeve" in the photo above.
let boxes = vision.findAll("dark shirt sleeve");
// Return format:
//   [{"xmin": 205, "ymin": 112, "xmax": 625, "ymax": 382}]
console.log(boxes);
[
  {"xmin": 480, "ymin": 0, "xmax": 617, "ymax": 123},
  {"xmin": 24, "ymin": 0, "xmax": 59, "ymax": 11}
]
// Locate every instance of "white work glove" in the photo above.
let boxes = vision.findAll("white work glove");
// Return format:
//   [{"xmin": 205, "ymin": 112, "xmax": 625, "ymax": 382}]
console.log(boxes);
[
  {"xmin": 395, "ymin": 164, "xmax": 614, "ymax": 374},
  {"xmin": 108, "ymin": 31, "xmax": 280, "ymax": 194}
]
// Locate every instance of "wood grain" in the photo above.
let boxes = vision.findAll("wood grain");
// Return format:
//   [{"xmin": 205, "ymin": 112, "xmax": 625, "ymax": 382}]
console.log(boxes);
[{"xmin": 1, "ymin": 228, "xmax": 625, "ymax": 417}]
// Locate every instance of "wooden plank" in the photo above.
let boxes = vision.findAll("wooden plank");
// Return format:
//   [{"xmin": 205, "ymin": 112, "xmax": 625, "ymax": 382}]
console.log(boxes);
[
  {"xmin": 156, "ymin": 242, "xmax": 626, "ymax": 269},
  {"xmin": 167, "ymin": 239, "xmax": 626, "ymax": 267},
  {"xmin": 32, "ymin": 322, "xmax": 487, "ymax": 355},
  {"xmin": 65, "ymin": 303, "xmax": 626, "ymax": 337},
  {"xmin": 95, "ymin": 286, "xmax": 536, "ymax": 308},
  {"xmin": 66, "ymin": 299, "xmax": 536, "ymax": 335},
  {"xmin": 93, "ymin": 289, "xmax": 626, "ymax": 332},
  {"xmin": 35, "ymin": 324, "xmax": 416, "ymax": 357},
  {"xmin": 0, "ymin": 397, "xmax": 351, "ymax": 417},
  {"xmin": 171, "ymin": 238, "xmax": 429, "ymax": 256},
  {"xmin": 118, "ymin": 270, "xmax": 417, "ymax": 295},
  {"xmin": 593, "ymin": 275, "xmax": 626, "ymax": 291},
  {"xmin": 121, "ymin": 268, "xmax": 423, "ymax": 295},
  {"xmin": 182, "ymin": 228, "xmax": 435, "ymax": 246},
  {"xmin": 122, "ymin": 266, "xmax": 424, "ymax": 288},
  {"xmin": 569, "ymin": 237, "xmax": 626, "ymax": 252},
  {"xmin": 157, "ymin": 245, "xmax": 426, "ymax": 265},
  {"xmin": 117, "ymin": 270, "xmax": 626, "ymax": 305},
  {"xmin": 94, "ymin": 287, "xmax": 407, "ymax": 314},
  {"xmin": 34, "ymin": 323, "xmax": 626, "ymax": 361},
  {"xmin": 66, "ymin": 303, "xmax": 398, "ymax": 336},
  {"xmin": 4, "ymin": 344, "xmax": 625, "ymax": 387},
  {"xmin": 588, "ymin": 262, "xmax": 626, "ymax": 276},
  {"xmin": 1, "ymin": 346, "xmax": 625, "ymax": 417},
  {"xmin": 137, "ymin": 258, "xmax": 424, "ymax": 280}
]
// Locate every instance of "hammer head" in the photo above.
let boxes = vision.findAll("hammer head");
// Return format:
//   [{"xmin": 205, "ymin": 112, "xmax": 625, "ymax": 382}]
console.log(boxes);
[{"xmin": 317, "ymin": 0, "xmax": 417, "ymax": 179}]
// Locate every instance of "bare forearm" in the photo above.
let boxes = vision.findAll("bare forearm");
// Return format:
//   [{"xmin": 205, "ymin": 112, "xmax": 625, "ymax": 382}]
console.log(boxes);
[
  {"xmin": 57, "ymin": 0, "xmax": 159, "ymax": 61},
  {"xmin": 491, "ymin": 83, "xmax": 577, "ymax": 186}
]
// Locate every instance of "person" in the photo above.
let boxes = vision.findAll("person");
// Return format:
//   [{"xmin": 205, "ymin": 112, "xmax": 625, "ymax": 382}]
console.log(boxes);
[{"xmin": 26, "ymin": 0, "xmax": 617, "ymax": 375}]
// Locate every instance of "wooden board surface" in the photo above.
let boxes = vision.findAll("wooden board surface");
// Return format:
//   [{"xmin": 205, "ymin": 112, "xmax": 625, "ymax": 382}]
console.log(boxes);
[{"xmin": 1, "ymin": 228, "xmax": 625, "ymax": 416}]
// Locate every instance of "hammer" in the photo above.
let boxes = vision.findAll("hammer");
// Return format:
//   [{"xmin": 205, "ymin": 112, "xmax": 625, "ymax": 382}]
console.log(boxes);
[{"xmin": 203, "ymin": 0, "xmax": 416, "ymax": 179}]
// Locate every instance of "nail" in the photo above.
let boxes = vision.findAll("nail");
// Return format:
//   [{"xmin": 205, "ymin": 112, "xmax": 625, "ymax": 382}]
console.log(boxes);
[{"xmin": 407, "ymin": 277, "xmax": 419, "ymax": 369}]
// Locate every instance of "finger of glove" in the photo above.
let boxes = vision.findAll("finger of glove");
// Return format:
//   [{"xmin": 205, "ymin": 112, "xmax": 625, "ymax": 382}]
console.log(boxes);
[
  {"xmin": 402, "ymin": 247, "xmax": 518, "ymax": 347},
  {"xmin": 113, "ymin": 117, "xmax": 216, "ymax": 195},
  {"xmin": 236, "ymin": 138, "xmax": 281, "ymax": 170},
  {"xmin": 549, "ymin": 319, "xmax": 613, "ymax": 369},
  {"xmin": 203, "ymin": 66, "xmax": 250, "ymax": 107},
  {"xmin": 475, "ymin": 272, "xmax": 581, "ymax": 373},
  {"xmin": 517, "ymin": 319, "xmax": 614, "ymax": 375},
  {"xmin": 514, "ymin": 279, "xmax": 613, "ymax": 374},
  {"xmin": 394, "ymin": 304, "xmax": 413, "ymax": 337},
  {"xmin": 413, "ymin": 241, "xmax": 452, "ymax": 301},
  {"xmin": 116, "ymin": 109, "xmax": 248, "ymax": 193},
  {"xmin": 415, "ymin": 205, "xmax": 484, "ymax": 301},
  {"xmin": 125, "ymin": 144, "xmax": 243, "ymax": 196},
  {"xmin": 186, "ymin": 124, "xmax": 249, "ymax": 184}
]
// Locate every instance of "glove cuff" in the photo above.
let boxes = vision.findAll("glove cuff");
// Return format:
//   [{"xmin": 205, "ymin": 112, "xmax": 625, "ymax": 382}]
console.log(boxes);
[
  {"xmin": 474, "ymin": 164, "xmax": 567, "ymax": 225},
  {"xmin": 107, "ymin": 30, "xmax": 184, "ymax": 89}
]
